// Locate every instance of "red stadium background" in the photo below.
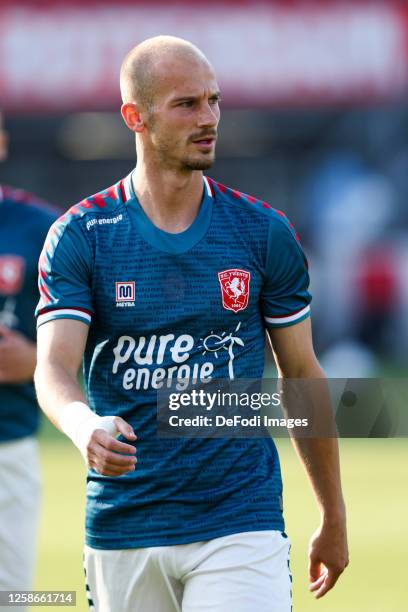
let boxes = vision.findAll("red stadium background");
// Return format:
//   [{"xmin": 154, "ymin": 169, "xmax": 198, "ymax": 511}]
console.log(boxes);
[{"xmin": 1, "ymin": 0, "xmax": 408, "ymax": 112}]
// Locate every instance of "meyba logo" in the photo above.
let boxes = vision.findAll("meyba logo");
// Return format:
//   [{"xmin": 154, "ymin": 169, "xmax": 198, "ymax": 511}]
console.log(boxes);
[{"xmin": 116, "ymin": 281, "xmax": 135, "ymax": 307}]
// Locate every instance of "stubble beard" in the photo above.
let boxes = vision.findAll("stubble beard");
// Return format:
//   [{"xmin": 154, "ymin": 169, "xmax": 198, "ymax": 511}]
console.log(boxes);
[
  {"xmin": 182, "ymin": 154, "xmax": 215, "ymax": 171},
  {"xmin": 150, "ymin": 127, "xmax": 216, "ymax": 172},
  {"xmin": 155, "ymin": 146, "xmax": 216, "ymax": 172}
]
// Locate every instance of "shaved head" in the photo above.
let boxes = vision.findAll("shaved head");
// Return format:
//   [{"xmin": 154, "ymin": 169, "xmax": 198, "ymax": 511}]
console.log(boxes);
[
  {"xmin": 120, "ymin": 36, "xmax": 211, "ymax": 112},
  {"xmin": 120, "ymin": 36, "xmax": 220, "ymax": 172}
]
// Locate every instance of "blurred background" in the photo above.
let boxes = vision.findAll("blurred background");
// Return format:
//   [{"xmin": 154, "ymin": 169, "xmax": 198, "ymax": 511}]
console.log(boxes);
[{"xmin": 1, "ymin": 0, "xmax": 407, "ymax": 610}]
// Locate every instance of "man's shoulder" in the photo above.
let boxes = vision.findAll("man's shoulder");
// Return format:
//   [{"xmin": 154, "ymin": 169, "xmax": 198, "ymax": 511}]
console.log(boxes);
[
  {"xmin": 207, "ymin": 177, "xmax": 300, "ymax": 243},
  {"xmin": 207, "ymin": 177, "xmax": 289, "ymax": 225},
  {"xmin": 40, "ymin": 180, "xmax": 126, "ymax": 263},
  {"xmin": 51, "ymin": 180, "xmax": 126, "ymax": 234}
]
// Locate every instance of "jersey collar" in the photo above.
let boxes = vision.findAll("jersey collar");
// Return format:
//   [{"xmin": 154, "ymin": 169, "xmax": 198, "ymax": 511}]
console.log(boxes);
[
  {"xmin": 122, "ymin": 172, "xmax": 212, "ymax": 202},
  {"xmin": 122, "ymin": 171, "xmax": 214, "ymax": 255}
]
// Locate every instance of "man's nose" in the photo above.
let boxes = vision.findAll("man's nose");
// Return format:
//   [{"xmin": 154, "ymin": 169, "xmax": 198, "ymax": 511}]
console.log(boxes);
[{"xmin": 197, "ymin": 102, "xmax": 219, "ymax": 127}]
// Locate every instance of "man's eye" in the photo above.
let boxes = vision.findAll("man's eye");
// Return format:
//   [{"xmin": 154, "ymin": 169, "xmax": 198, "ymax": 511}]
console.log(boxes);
[
  {"xmin": 180, "ymin": 101, "xmax": 193, "ymax": 107},
  {"xmin": 209, "ymin": 97, "xmax": 221, "ymax": 105}
]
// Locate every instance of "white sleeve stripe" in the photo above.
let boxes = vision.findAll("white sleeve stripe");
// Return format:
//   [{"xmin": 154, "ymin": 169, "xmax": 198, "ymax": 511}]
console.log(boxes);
[
  {"xmin": 203, "ymin": 176, "xmax": 212, "ymax": 197},
  {"xmin": 264, "ymin": 305, "xmax": 310, "ymax": 325},
  {"xmin": 124, "ymin": 173, "xmax": 212, "ymax": 200},
  {"xmin": 123, "ymin": 173, "xmax": 133, "ymax": 201},
  {"xmin": 37, "ymin": 309, "xmax": 92, "ymax": 326}
]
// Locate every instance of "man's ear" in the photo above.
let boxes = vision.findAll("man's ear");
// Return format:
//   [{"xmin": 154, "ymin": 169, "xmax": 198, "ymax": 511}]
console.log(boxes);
[{"xmin": 121, "ymin": 103, "xmax": 145, "ymax": 133}]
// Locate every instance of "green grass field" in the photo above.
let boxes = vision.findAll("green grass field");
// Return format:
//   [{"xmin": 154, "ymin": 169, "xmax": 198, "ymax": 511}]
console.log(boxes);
[{"xmin": 34, "ymin": 427, "xmax": 408, "ymax": 612}]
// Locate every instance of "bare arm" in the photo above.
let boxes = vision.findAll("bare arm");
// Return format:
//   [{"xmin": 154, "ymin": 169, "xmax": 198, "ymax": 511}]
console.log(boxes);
[
  {"xmin": 267, "ymin": 317, "xmax": 349, "ymax": 599},
  {"xmin": 35, "ymin": 319, "xmax": 88, "ymax": 425},
  {"xmin": 35, "ymin": 319, "xmax": 136, "ymax": 476}
]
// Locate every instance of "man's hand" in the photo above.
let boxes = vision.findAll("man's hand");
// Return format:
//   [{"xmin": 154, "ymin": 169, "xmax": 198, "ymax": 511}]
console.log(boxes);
[
  {"xmin": 308, "ymin": 515, "xmax": 349, "ymax": 599},
  {"xmin": 82, "ymin": 416, "xmax": 137, "ymax": 477},
  {"xmin": 0, "ymin": 324, "xmax": 36, "ymax": 383}
]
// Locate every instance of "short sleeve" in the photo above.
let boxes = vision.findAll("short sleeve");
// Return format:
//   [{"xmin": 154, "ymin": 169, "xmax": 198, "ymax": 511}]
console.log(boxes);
[
  {"xmin": 36, "ymin": 220, "xmax": 93, "ymax": 328},
  {"xmin": 261, "ymin": 217, "xmax": 311, "ymax": 328}
]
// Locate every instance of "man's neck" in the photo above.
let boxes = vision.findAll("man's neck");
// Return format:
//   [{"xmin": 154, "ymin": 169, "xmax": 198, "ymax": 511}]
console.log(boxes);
[{"xmin": 132, "ymin": 164, "xmax": 204, "ymax": 234}]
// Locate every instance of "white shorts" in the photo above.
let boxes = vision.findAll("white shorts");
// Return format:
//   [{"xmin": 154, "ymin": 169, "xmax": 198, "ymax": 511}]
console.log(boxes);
[
  {"xmin": 0, "ymin": 436, "xmax": 41, "ymax": 612},
  {"xmin": 84, "ymin": 530, "xmax": 292, "ymax": 612}
]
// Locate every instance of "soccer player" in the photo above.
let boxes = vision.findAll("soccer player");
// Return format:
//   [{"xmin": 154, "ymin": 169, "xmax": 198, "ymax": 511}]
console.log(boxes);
[
  {"xmin": 34, "ymin": 36, "xmax": 348, "ymax": 611},
  {"xmin": 0, "ymin": 109, "xmax": 58, "ymax": 610}
]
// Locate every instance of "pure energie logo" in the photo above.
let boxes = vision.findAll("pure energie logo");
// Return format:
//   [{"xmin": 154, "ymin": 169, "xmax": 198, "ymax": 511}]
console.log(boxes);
[{"xmin": 112, "ymin": 325, "xmax": 244, "ymax": 391}]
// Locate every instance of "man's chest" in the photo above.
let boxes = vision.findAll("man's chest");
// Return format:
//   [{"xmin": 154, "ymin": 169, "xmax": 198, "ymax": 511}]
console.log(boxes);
[
  {"xmin": 91, "ymin": 236, "xmax": 265, "ymax": 336},
  {"xmin": 84, "ymin": 219, "xmax": 270, "ymax": 389}
]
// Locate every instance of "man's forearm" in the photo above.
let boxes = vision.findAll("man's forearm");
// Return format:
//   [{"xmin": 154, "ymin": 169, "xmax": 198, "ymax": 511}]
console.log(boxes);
[
  {"xmin": 291, "ymin": 436, "xmax": 345, "ymax": 522},
  {"xmin": 280, "ymin": 362, "xmax": 345, "ymax": 521},
  {"xmin": 34, "ymin": 362, "xmax": 86, "ymax": 431}
]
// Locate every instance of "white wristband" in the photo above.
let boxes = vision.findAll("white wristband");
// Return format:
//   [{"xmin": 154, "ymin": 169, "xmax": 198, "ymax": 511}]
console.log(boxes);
[{"xmin": 59, "ymin": 401, "xmax": 118, "ymax": 457}]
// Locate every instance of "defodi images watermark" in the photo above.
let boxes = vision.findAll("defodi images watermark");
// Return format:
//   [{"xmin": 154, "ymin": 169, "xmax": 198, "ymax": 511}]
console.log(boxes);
[{"xmin": 157, "ymin": 379, "xmax": 408, "ymax": 438}]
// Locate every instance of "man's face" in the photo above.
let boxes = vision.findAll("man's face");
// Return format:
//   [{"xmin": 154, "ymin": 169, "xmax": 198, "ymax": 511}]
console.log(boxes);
[{"xmin": 144, "ymin": 57, "xmax": 220, "ymax": 171}]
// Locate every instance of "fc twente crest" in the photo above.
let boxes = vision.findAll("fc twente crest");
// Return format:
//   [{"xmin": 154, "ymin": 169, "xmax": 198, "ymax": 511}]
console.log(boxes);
[{"xmin": 218, "ymin": 269, "xmax": 251, "ymax": 313}]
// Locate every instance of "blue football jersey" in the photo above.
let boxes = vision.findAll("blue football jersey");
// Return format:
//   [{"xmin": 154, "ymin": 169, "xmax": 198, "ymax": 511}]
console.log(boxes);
[
  {"xmin": 36, "ymin": 174, "xmax": 311, "ymax": 549},
  {"xmin": 0, "ymin": 185, "xmax": 58, "ymax": 442}
]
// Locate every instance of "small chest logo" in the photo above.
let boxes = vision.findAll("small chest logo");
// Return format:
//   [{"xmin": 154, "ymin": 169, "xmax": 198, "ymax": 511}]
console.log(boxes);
[
  {"xmin": 116, "ymin": 281, "xmax": 135, "ymax": 307},
  {"xmin": 218, "ymin": 269, "xmax": 251, "ymax": 313},
  {"xmin": 0, "ymin": 256, "xmax": 25, "ymax": 296}
]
